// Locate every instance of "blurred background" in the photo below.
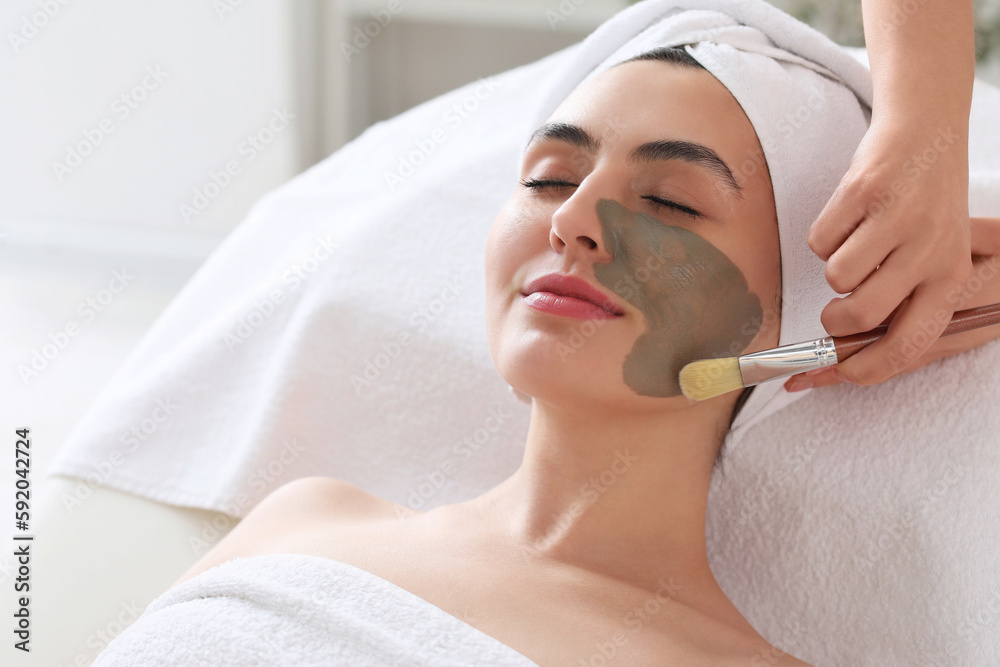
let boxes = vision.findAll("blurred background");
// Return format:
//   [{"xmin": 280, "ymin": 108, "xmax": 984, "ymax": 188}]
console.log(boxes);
[{"xmin": 1, "ymin": 0, "xmax": 1000, "ymax": 486}]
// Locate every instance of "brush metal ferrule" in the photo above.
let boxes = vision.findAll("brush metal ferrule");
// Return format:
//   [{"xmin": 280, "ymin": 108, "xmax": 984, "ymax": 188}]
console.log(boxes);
[{"xmin": 738, "ymin": 336, "xmax": 838, "ymax": 387}]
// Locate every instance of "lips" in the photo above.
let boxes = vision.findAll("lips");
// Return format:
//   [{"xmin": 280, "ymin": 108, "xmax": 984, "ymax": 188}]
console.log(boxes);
[{"xmin": 521, "ymin": 273, "xmax": 625, "ymax": 320}]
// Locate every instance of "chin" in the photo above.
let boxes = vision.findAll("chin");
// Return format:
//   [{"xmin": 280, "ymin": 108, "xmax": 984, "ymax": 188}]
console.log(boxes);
[
  {"xmin": 495, "ymin": 328, "xmax": 600, "ymax": 400},
  {"xmin": 494, "ymin": 329, "xmax": 663, "ymax": 413}
]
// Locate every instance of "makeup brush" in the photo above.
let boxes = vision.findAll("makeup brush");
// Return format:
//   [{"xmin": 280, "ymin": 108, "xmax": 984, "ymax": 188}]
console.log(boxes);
[{"xmin": 679, "ymin": 302, "xmax": 1000, "ymax": 401}]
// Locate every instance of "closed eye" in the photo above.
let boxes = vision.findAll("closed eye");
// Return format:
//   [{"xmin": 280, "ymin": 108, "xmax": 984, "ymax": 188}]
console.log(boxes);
[
  {"xmin": 642, "ymin": 195, "xmax": 702, "ymax": 218},
  {"xmin": 519, "ymin": 177, "xmax": 702, "ymax": 219},
  {"xmin": 519, "ymin": 177, "xmax": 576, "ymax": 190}
]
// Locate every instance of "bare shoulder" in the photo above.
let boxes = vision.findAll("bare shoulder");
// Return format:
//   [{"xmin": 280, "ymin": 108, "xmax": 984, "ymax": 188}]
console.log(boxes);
[
  {"xmin": 236, "ymin": 476, "xmax": 401, "ymax": 532},
  {"xmin": 173, "ymin": 477, "xmax": 398, "ymax": 587},
  {"xmin": 267, "ymin": 476, "xmax": 402, "ymax": 522}
]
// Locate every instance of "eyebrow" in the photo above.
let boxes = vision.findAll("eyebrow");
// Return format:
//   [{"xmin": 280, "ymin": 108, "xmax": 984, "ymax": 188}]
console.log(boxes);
[{"xmin": 525, "ymin": 121, "xmax": 743, "ymax": 198}]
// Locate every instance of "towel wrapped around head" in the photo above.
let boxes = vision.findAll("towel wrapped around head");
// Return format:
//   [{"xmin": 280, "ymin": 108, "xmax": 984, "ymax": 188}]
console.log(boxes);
[{"xmin": 524, "ymin": 0, "xmax": 874, "ymax": 443}]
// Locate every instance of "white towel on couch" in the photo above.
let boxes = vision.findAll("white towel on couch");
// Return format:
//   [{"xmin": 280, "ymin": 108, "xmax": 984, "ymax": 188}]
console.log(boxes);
[{"xmin": 49, "ymin": 0, "xmax": 1000, "ymax": 664}]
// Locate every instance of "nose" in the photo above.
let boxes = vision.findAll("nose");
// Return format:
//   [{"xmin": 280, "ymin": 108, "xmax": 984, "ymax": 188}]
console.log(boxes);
[{"xmin": 548, "ymin": 181, "xmax": 613, "ymax": 263}]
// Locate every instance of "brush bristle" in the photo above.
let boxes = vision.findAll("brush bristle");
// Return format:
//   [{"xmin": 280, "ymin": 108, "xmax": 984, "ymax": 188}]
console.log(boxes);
[{"xmin": 679, "ymin": 357, "xmax": 745, "ymax": 401}]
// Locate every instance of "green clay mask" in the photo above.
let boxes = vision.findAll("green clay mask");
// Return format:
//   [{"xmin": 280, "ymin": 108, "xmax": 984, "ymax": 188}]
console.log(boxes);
[{"xmin": 593, "ymin": 199, "xmax": 763, "ymax": 397}]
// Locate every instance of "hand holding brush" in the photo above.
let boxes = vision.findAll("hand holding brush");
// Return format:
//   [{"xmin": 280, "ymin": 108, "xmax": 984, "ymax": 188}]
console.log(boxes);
[
  {"xmin": 679, "ymin": 301, "xmax": 1000, "ymax": 401},
  {"xmin": 683, "ymin": 215, "xmax": 1000, "ymax": 401}
]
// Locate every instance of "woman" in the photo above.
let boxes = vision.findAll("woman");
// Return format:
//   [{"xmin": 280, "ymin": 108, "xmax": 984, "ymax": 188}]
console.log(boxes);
[
  {"xmin": 99, "ymin": 46, "xmax": 1000, "ymax": 666},
  {"xmin": 165, "ymin": 48, "xmax": 797, "ymax": 665}
]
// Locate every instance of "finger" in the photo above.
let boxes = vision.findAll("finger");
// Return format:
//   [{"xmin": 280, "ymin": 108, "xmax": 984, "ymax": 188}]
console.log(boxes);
[
  {"xmin": 878, "ymin": 297, "xmax": 908, "ymax": 326},
  {"xmin": 784, "ymin": 368, "xmax": 846, "ymax": 392},
  {"xmin": 808, "ymin": 368, "xmax": 848, "ymax": 389},
  {"xmin": 833, "ymin": 280, "xmax": 956, "ymax": 385},
  {"xmin": 820, "ymin": 247, "xmax": 919, "ymax": 337},
  {"xmin": 824, "ymin": 217, "xmax": 896, "ymax": 294},
  {"xmin": 970, "ymin": 217, "xmax": 1000, "ymax": 257},
  {"xmin": 949, "ymin": 252, "xmax": 1000, "ymax": 311},
  {"xmin": 807, "ymin": 180, "xmax": 864, "ymax": 261}
]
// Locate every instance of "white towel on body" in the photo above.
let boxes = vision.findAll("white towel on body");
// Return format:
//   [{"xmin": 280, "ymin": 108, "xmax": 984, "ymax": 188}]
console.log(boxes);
[
  {"xmin": 92, "ymin": 553, "xmax": 539, "ymax": 666},
  {"xmin": 49, "ymin": 0, "xmax": 1000, "ymax": 664}
]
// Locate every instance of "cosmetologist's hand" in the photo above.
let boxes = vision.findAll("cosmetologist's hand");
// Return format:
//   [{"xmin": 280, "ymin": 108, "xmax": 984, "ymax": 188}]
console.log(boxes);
[
  {"xmin": 786, "ymin": 216, "xmax": 1000, "ymax": 392},
  {"xmin": 804, "ymin": 121, "xmax": 972, "ymax": 386},
  {"xmin": 793, "ymin": 0, "xmax": 976, "ymax": 392}
]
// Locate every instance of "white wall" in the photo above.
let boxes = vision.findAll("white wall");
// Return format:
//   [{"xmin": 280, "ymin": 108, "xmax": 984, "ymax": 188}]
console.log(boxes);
[
  {"xmin": 0, "ymin": 0, "xmax": 312, "ymax": 249},
  {"xmin": 3, "ymin": 0, "xmax": 996, "ymax": 258},
  {"xmin": 0, "ymin": 0, "xmax": 624, "ymax": 257},
  {"xmin": 323, "ymin": 0, "xmax": 626, "ymax": 152}
]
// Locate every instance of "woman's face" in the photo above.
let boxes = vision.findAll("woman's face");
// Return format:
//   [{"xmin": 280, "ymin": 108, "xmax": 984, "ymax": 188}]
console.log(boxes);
[{"xmin": 485, "ymin": 58, "xmax": 781, "ymax": 411}]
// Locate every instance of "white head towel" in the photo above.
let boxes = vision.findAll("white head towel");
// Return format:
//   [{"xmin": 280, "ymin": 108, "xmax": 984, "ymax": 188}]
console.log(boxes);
[{"xmin": 527, "ymin": 0, "xmax": 873, "ymax": 440}]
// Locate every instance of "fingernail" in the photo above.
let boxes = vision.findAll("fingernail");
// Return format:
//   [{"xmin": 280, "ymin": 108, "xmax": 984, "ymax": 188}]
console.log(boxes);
[
  {"xmin": 833, "ymin": 368, "xmax": 850, "ymax": 383},
  {"xmin": 804, "ymin": 368, "xmax": 826, "ymax": 376},
  {"xmin": 786, "ymin": 381, "xmax": 812, "ymax": 392}
]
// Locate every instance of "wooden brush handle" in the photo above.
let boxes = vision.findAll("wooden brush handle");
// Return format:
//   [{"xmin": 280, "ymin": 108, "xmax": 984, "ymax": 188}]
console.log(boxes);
[{"xmin": 833, "ymin": 302, "xmax": 1000, "ymax": 362}]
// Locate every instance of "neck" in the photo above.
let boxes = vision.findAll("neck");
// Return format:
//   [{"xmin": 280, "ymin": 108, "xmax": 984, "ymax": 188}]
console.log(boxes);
[{"xmin": 465, "ymin": 396, "xmax": 726, "ymax": 593}]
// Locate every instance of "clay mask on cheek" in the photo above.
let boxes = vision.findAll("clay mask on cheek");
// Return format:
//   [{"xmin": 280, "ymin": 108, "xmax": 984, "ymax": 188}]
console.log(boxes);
[{"xmin": 593, "ymin": 199, "xmax": 763, "ymax": 397}]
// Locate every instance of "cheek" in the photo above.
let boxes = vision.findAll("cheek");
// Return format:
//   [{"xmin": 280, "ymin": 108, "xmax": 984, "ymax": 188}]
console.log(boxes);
[
  {"xmin": 485, "ymin": 206, "xmax": 521, "ymax": 287},
  {"xmin": 486, "ymin": 201, "xmax": 548, "ymax": 282},
  {"xmin": 728, "ymin": 219, "xmax": 781, "ymax": 351},
  {"xmin": 593, "ymin": 199, "xmax": 764, "ymax": 398},
  {"xmin": 484, "ymin": 203, "xmax": 544, "ymax": 334}
]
